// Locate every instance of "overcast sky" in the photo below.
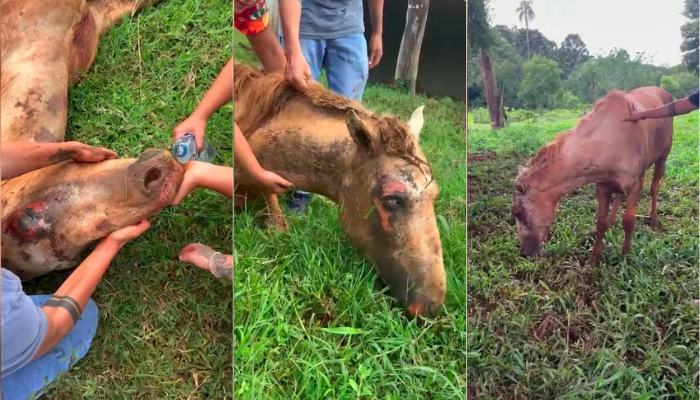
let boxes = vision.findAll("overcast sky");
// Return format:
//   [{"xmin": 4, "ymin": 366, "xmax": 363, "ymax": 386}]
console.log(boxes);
[{"xmin": 489, "ymin": 0, "xmax": 686, "ymax": 67}]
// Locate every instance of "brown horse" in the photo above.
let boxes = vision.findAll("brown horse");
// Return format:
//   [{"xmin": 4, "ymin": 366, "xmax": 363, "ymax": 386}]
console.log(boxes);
[
  {"xmin": 233, "ymin": 62, "xmax": 445, "ymax": 317},
  {"xmin": 512, "ymin": 87, "xmax": 674, "ymax": 265},
  {"xmin": 1, "ymin": 0, "xmax": 183, "ymax": 279}
]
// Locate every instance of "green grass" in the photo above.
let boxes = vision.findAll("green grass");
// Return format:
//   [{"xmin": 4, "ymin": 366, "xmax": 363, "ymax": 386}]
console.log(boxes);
[
  {"xmin": 467, "ymin": 108, "xmax": 699, "ymax": 398},
  {"xmin": 22, "ymin": 1, "xmax": 233, "ymax": 398},
  {"xmin": 234, "ymin": 32, "xmax": 467, "ymax": 399}
]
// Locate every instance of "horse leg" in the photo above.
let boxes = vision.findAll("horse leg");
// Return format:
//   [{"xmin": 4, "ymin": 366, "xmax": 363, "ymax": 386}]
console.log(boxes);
[
  {"xmin": 650, "ymin": 156, "xmax": 667, "ymax": 231},
  {"xmin": 607, "ymin": 193, "xmax": 622, "ymax": 227},
  {"xmin": 588, "ymin": 184, "xmax": 612, "ymax": 266},
  {"xmin": 621, "ymin": 178, "xmax": 643, "ymax": 256},
  {"xmin": 233, "ymin": 180, "xmax": 288, "ymax": 230}
]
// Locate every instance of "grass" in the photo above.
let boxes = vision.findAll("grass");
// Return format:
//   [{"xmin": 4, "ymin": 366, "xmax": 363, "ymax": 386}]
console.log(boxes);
[
  {"xmin": 233, "ymin": 32, "xmax": 467, "ymax": 399},
  {"xmin": 467, "ymin": 108, "xmax": 699, "ymax": 398},
  {"xmin": 21, "ymin": 1, "xmax": 233, "ymax": 398}
]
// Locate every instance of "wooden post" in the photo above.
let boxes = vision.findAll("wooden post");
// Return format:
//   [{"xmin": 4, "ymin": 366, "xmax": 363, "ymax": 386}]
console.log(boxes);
[{"xmin": 394, "ymin": 0, "xmax": 430, "ymax": 96}]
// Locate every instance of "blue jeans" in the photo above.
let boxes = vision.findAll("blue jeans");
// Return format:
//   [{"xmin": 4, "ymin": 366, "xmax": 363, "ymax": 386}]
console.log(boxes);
[
  {"xmin": 294, "ymin": 33, "xmax": 369, "ymax": 102},
  {"xmin": 2, "ymin": 296, "xmax": 98, "ymax": 400}
]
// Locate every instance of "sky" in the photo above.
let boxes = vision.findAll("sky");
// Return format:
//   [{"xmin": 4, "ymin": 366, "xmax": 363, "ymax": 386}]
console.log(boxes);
[{"xmin": 489, "ymin": 0, "xmax": 686, "ymax": 67}]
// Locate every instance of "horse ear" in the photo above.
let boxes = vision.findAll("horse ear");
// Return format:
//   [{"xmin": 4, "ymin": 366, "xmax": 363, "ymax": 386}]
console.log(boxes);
[
  {"xmin": 346, "ymin": 110, "xmax": 375, "ymax": 153},
  {"xmin": 407, "ymin": 105, "xmax": 425, "ymax": 139},
  {"xmin": 517, "ymin": 165, "xmax": 527, "ymax": 176}
]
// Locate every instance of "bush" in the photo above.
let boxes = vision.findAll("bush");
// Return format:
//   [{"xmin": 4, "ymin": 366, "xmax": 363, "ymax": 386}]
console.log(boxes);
[
  {"xmin": 551, "ymin": 90, "xmax": 582, "ymax": 110},
  {"xmin": 661, "ymin": 75, "xmax": 681, "ymax": 98}
]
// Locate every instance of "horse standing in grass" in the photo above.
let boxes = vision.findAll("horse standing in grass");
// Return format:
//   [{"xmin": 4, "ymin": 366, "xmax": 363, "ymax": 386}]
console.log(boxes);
[
  {"xmin": 512, "ymin": 87, "xmax": 674, "ymax": 265},
  {"xmin": 233, "ymin": 62, "xmax": 445, "ymax": 317}
]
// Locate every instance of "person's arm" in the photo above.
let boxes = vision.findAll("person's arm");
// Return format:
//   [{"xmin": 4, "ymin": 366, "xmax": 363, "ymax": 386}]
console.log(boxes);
[
  {"xmin": 31, "ymin": 221, "xmax": 150, "ymax": 361},
  {"xmin": 623, "ymin": 96, "xmax": 698, "ymax": 122},
  {"xmin": 368, "ymin": 0, "xmax": 384, "ymax": 68},
  {"xmin": 1, "ymin": 141, "xmax": 117, "ymax": 180},
  {"xmin": 279, "ymin": 0, "xmax": 311, "ymax": 91},
  {"xmin": 173, "ymin": 58, "xmax": 234, "ymax": 150}
]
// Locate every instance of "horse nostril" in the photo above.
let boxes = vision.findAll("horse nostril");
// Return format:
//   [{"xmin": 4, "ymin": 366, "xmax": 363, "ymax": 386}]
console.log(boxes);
[
  {"xmin": 143, "ymin": 167, "xmax": 162, "ymax": 190},
  {"xmin": 427, "ymin": 301, "xmax": 438, "ymax": 317}
]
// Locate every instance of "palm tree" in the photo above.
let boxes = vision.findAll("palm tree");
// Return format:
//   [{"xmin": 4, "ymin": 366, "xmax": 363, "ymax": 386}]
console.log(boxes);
[{"xmin": 517, "ymin": 0, "xmax": 536, "ymax": 60}]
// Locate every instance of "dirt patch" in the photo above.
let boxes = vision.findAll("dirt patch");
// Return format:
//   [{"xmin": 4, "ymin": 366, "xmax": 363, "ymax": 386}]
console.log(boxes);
[
  {"xmin": 468, "ymin": 151, "xmax": 497, "ymax": 163},
  {"xmin": 533, "ymin": 312, "xmax": 593, "ymax": 345}
]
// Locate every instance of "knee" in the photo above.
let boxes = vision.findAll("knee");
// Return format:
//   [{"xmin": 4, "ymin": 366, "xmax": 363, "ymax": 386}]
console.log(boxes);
[
  {"xmin": 596, "ymin": 221, "xmax": 608, "ymax": 232},
  {"xmin": 622, "ymin": 216, "xmax": 636, "ymax": 232}
]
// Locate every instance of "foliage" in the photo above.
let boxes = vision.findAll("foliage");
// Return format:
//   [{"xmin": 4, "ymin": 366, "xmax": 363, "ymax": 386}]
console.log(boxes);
[
  {"xmin": 672, "ymin": 71, "xmax": 699, "ymax": 98},
  {"xmin": 557, "ymin": 34, "xmax": 591, "ymax": 79},
  {"xmin": 681, "ymin": 0, "xmax": 699, "ymax": 74},
  {"xmin": 566, "ymin": 49, "xmax": 661, "ymax": 104},
  {"xmin": 495, "ymin": 25, "xmax": 558, "ymax": 60},
  {"xmin": 518, "ymin": 56, "xmax": 563, "ymax": 109},
  {"xmin": 468, "ymin": 0, "xmax": 493, "ymax": 50},
  {"xmin": 661, "ymin": 75, "xmax": 681, "ymax": 97}
]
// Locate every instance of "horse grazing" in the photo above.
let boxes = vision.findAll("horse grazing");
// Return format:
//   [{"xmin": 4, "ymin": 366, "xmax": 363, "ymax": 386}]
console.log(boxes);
[
  {"xmin": 1, "ymin": 0, "xmax": 184, "ymax": 280},
  {"xmin": 512, "ymin": 87, "xmax": 674, "ymax": 265},
  {"xmin": 233, "ymin": 62, "xmax": 445, "ymax": 317}
]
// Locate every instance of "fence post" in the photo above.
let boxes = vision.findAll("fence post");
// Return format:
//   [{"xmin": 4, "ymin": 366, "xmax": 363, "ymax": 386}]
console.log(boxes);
[{"xmin": 394, "ymin": 0, "xmax": 430, "ymax": 96}]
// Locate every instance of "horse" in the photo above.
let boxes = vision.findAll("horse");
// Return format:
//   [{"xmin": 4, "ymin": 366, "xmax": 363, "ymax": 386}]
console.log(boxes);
[
  {"xmin": 233, "ymin": 62, "xmax": 446, "ymax": 317},
  {"xmin": 512, "ymin": 87, "xmax": 674, "ymax": 265}
]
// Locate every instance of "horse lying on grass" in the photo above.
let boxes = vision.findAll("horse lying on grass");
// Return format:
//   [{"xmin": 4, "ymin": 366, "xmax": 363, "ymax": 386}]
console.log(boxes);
[
  {"xmin": 1, "ymin": 0, "xmax": 184, "ymax": 280},
  {"xmin": 512, "ymin": 87, "xmax": 674, "ymax": 265},
  {"xmin": 233, "ymin": 62, "xmax": 446, "ymax": 317}
]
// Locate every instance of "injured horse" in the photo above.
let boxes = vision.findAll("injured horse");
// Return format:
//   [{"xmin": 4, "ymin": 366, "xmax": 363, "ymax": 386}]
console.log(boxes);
[{"xmin": 512, "ymin": 87, "xmax": 674, "ymax": 265}]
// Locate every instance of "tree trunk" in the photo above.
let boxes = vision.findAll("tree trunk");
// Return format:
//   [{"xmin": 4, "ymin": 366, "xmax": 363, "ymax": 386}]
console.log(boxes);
[
  {"xmin": 525, "ymin": 18, "xmax": 531, "ymax": 60},
  {"xmin": 478, "ymin": 48, "xmax": 504, "ymax": 129},
  {"xmin": 395, "ymin": 0, "xmax": 430, "ymax": 96}
]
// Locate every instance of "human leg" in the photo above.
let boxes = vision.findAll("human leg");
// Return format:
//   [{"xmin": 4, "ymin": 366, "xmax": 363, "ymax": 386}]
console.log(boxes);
[
  {"xmin": 324, "ymin": 33, "xmax": 369, "ymax": 102},
  {"xmin": 1, "ymin": 296, "xmax": 98, "ymax": 400}
]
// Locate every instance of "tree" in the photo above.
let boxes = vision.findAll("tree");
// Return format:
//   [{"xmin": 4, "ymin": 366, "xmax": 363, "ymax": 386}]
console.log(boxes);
[
  {"xmin": 516, "ymin": 1, "xmax": 535, "ymax": 60},
  {"xmin": 557, "ymin": 34, "xmax": 591, "ymax": 79},
  {"xmin": 672, "ymin": 71, "xmax": 698, "ymax": 97},
  {"xmin": 681, "ymin": 0, "xmax": 699, "ymax": 74},
  {"xmin": 566, "ymin": 50, "xmax": 661, "ymax": 103},
  {"xmin": 468, "ymin": 0, "xmax": 505, "ymax": 129},
  {"xmin": 395, "ymin": 0, "xmax": 430, "ymax": 96},
  {"xmin": 518, "ymin": 56, "xmax": 562, "ymax": 110},
  {"xmin": 660, "ymin": 76, "xmax": 680, "ymax": 97},
  {"xmin": 495, "ymin": 25, "xmax": 557, "ymax": 60}
]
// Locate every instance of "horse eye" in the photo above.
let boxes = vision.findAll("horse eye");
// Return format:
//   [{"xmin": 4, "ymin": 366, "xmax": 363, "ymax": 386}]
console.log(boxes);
[
  {"xmin": 515, "ymin": 182, "xmax": 526, "ymax": 195},
  {"xmin": 382, "ymin": 194, "xmax": 406, "ymax": 210}
]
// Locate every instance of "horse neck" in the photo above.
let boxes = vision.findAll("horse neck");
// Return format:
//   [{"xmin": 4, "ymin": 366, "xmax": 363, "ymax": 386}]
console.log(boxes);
[
  {"xmin": 531, "ymin": 132, "xmax": 608, "ymax": 200},
  {"xmin": 254, "ymin": 121, "xmax": 356, "ymax": 204}
]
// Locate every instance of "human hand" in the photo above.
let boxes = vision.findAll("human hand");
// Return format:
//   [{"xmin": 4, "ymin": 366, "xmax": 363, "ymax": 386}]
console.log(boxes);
[
  {"xmin": 250, "ymin": 168, "xmax": 295, "ymax": 194},
  {"xmin": 106, "ymin": 220, "xmax": 151, "ymax": 245},
  {"xmin": 284, "ymin": 49, "xmax": 311, "ymax": 92},
  {"xmin": 68, "ymin": 142, "xmax": 118, "ymax": 163},
  {"xmin": 621, "ymin": 112, "xmax": 645, "ymax": 123},
  {"xmin": 171, "ymin": 161, "xmax": 211, "ymax": 205},
  {"xmin": 369, "ymin": 33, "xmax": 383, "ymax": 69},
  {"xmin": 173, "ymin": 113, "xmax": 208, "ymax": 152}
]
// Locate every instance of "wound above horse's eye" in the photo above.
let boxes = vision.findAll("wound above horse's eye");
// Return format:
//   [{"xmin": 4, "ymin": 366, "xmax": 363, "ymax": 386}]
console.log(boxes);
[{"xmin": 382, "ymin": 193, "xmax": 407, "ymax": 210}]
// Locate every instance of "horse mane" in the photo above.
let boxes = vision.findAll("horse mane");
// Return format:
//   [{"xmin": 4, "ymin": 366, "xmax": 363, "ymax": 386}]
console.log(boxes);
[
  {"xmin": 233, "ymin": 62, "xmax": 428, "ymax": 169},
  {"xmin": 522, "ymin": 90, "xmax": 629, "ymax": 176}
]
